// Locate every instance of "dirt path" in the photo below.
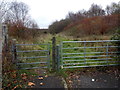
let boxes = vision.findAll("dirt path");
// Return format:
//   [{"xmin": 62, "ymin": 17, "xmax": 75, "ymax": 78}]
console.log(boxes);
[
  {"xmin": 28, "ymin": 76, "xmax": 64, "ymax": 88},
  {"xmin": 26, "ymin": 67, "xmax": 120, "ymax": 89},
  {"xmin": 27, "ymin": 69, "xmax": 65, "ymax": 88}
]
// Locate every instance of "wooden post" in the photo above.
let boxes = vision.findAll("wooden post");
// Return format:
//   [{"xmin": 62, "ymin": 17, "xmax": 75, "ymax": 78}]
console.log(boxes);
[{"xmin": 52, "ymin": 37, "xmax": 56, "ymax": 71}]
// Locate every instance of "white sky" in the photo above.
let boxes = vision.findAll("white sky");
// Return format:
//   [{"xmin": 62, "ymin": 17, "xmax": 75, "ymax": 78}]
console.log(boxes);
[{"xmin": 14, "ymin": 0, "xmax": 120, "ymax": 28}]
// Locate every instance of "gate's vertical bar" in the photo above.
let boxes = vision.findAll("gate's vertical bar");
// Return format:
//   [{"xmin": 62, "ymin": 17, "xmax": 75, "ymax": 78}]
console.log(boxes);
[
  {"xmin": 56, "ymin": 45, "xmax": 60, "ymax": 71},
  {"xmin": 84, "ymin": 42, "xmax": 86, "ymax": 64},
  {"xmin": 60, "ymin": 41, "xmax": 63, "ymax": 69},
  {"xmin": 106, "ymin": 42, "xmax": 109, "ymax": 65}
]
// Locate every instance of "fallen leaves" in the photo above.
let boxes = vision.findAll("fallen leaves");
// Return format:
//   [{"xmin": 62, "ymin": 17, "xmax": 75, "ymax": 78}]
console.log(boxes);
[
  {"xmin": 12, "ymin": 85, "xmax": 19, "ymax": 90},
  {"xmin": 45, "ymin": 75, "xmax": 48, "ymax": 78},
  {"xmin": 68, "ymin": 80, "xmax": 72, "ymax": 83},
  {"xmin": 22, "ymin": 76, "xmax": 27, "ymax": 80},
  {"xmin": 76, "ymin": 76, "xmax": 79, "ymax": 79},
  {"xmin": 12, "ymin": 74, "xmax": 17, "ymax": 78},
  {"xmin": 21, "ymin": 73, "xmax": 28, "ymax": 81},
  {"xmin": 28, "ymin": 82, "xmax": 35, "ymax": 86},
  {"xmin": 40, "ymin": 82, "xmax": 44, "ymax": 85},
  {"xmin": 38, "ymin": 75, "xmax": 48, "ymax": 80},
  {"xmin": 13, "ymin": 80, "xmax": 17, "ymax": 84},
  {"xmin": 21, "ymin": 73, "xmax": 27, "ymax": 77},
  {"xmin": 7, "ymin": 83, "xmax": 11, "ymax": 87},
  {"xmin": 38, "ymin": 77, "xmax": 43, "ymax": 80}
]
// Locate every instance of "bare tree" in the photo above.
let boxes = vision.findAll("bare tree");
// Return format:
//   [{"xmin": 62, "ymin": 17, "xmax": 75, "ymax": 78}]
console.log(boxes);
[
  {"xmin": 6, "ymin": 1, "xmax": 29, "ymax": 28},
  {"xmin": 67, "ymin": 10, "xmax": 86, "ymax": 22},
  {"xmin": 88, "ymin": 4, "xmax": 105, "ymax": 17},
  {"xmin": 106, "ymin": 2, "xmax": 120, "ymax": 15},
  {"xmin": 3, "ymin": 1, "xmax": 39, "ymax": 38},
  {"xmin": 0, "ymin": 0, "xmax": 10, "ymax": 22},
  {"xmin": 5, "ymin": 1, "xmax": 39, "ymax": 29}
]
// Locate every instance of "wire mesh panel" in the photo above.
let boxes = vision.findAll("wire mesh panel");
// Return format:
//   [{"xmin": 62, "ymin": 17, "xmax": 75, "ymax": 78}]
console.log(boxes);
[
  {"xmin": 60, "ymin": 40, "xmax": 120, "ymax": 69},
  {"xmin": 16, "ymin": 43, "xmax": 50, "ymax": 69}
]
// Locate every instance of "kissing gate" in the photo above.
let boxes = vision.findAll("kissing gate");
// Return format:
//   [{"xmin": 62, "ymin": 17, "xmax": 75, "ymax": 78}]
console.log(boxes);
[{"xmin": 12, "ymin": 38, "xmax": 120, "ymax": 70}]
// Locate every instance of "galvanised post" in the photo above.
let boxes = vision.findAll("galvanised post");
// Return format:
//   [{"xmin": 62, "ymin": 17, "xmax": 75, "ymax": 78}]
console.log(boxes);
[{"xmin": 60, "ymin": 42, "xmax": 63, "ymax": 69}]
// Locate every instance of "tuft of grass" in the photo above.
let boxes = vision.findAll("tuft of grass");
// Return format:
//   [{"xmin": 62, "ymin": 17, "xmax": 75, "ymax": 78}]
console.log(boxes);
[{"xmin": 55, "ymin": 69, "xmax": 68, "ymax": 78}]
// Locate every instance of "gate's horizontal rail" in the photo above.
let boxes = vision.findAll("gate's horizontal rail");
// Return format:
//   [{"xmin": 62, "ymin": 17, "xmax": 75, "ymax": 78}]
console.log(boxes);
[
  {"xmin": 17, "ymin": 56, "xmax": 48, "ymax": 59},
  {"xmin": 16, "ymin": 44, "xmax": 49, "ymax": 46},
  {"xmin": 63, "ymin": 59, "xmax": 85, "ymax": 62},
  {"xmin": 62, "ymin": 40, "xmax": 120, "ymax": 43},
  {"xmin": 63, "ymin": 58, "xmax": 113, "ymax": 62},
  {"xmin": 62, "ymin": 46, "xmax": 120, "ymax": 49},
  {"xmin": 62, "ymin": 55, "xmax": 117, "ymax": 59},
  {"xmin": 16, "ymin": 50, "xmax": 49, "ymax": 53},
  {"xmin": 17, "ymin": 62, "xmax": 47, "ymax": 65},
  {"xmin": 63, "ymin": 52, "xmax": 120, "ymax": 55},
  {"xmin": 63, "ymin": 61, "xmax": 120, "ymax": 66},
  {"xmin": 63, "ymin": 64, "xmax": 119, "ymax": 69},
  {"xmin": 19, "ymin": 66, "xmax": 48, "ymax": 70}
]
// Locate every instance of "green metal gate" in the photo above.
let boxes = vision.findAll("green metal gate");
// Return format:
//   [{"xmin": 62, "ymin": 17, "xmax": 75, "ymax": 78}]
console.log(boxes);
[
  {"xmin": 60, "ymin": 40, "xmax": 120, "ymax": 69},
  {"xmin": 12, "ymin": 39, "xmax": 120, "ymax": 70},
  {"xmin": 14, "ymin": 43, "xmax": 50, "ymax": 70}
]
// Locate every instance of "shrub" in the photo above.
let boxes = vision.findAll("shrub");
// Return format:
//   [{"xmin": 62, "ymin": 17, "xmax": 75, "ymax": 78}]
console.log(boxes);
[
  {"xmin": 111, "ymin": 28, "xmax": 120, "ymax": 40},
  {"xmin": 111, "ymin": 28, "xmax": 120, "ymax": 55}
]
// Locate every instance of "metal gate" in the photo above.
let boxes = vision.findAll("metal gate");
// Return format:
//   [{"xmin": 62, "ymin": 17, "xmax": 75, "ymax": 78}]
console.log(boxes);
[
  {"xmin": 14, "ymin": 43, "xmax": 50, "ymax": 70},
  {"xmin": 60, "ymin": 40, "xmax": 120, "ymax": 69},
  {"xmin": 12, "ymin": 39, "xmax": 120, "ymax": 70}
]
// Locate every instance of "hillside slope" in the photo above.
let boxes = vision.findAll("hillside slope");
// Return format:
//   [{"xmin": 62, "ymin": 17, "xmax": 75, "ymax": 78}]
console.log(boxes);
[{"xmin": 61, "ymin": 14, "xmax": 120, "ymax": 38}]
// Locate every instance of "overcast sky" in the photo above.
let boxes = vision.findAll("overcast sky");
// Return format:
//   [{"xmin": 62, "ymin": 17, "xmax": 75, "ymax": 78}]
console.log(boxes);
[{"xmin": 15, "ymin": 0, "xmax": 119, "ymax": 28}]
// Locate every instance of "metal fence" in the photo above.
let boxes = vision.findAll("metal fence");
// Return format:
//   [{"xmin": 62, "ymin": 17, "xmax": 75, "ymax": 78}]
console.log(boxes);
[
  {"xmin": 13, "ymin": 43, "xmax": 50, "ymax": 70},
  {"xmin": 60, "ymin": 40, "xmax": 120, "ymax": 69}
]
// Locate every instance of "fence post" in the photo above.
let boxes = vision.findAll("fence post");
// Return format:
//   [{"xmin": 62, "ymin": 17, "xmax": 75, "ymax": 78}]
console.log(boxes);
[
  {"xmin": 2, "ymin": 24, "xmax": 8, "ymax": 52},
  {"xmin": 56, "ymin": 45, "xmax": 60, "ymax": 71},
  {"xmin": 52, "ymin": 37, "xmax": 56, "ymax": 71},
  {"xmin": 12, "ymin": 39, "xmax": 17, "ymax": 64}
]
